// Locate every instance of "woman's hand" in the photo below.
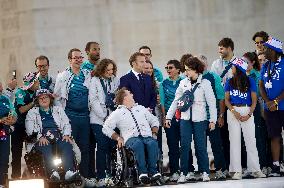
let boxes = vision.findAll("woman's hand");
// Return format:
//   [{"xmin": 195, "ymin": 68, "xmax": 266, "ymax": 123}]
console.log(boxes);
[
  {"xmin": 117, "ymin": 137, "xmax": 124, "ymax": 148},
  {"xmin": 232, "ymin": 110, "xmax": 241, "ymax": 120},
  {"xmin": 209, "ymin": 122, "xmax": 215, "ymax": 131},
  {"xmin": 239, "ymin": 115, "xmax": 251, "ymax": 122},
  {"xmin": 39, "ymin": 137, "xmax": 49, "ymax": 146},
  {"xmin": 217, "ymin": 115, "xmax": 224, "ymax": 128},
  {"xmin": 62, "ymin": 135, "xmax": 73, "ymax": 143}
]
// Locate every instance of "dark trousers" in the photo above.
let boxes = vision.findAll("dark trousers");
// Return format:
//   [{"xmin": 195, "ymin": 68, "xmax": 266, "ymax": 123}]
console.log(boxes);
[
  {"xmin": 35, "ymin": 140, "xmax": 74, "ymax": 175},
  {"xmin": 88, "ymin": 133, "xmax": 96, "ymax": 178},
  {"xmin": 207, "ymin": 124, "xmax": 226, "ymax": 171},
  {"xmin": 66, "ymin": 114, "xmax": 90, "ymax": 178},
  {"xmin": 220, "ymin": 111, "xmax": 230, "ymax": 170},
  {"xmin": 91, "ymin": 124, "xmax": 116, "ymax": 179},
  {"xmin": 11, "ymin": 122, "xmax": 26, "ymax": 178},
  {"xmin": 0, "ymin": 136, "xmax": 10, "ymax": 185},
  {"xmin": 164, "ymin": 118, "xmax": 180, "ymax": 174}
]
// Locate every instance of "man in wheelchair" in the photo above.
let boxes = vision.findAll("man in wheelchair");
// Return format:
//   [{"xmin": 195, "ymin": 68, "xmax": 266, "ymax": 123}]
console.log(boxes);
[
  {"xmin": 102, "ymin": 88, "xmax": 161, "ymax": 185},
  {"xmin": 25, "ymin": 89, "xmax": 79, "ymax": 182}
]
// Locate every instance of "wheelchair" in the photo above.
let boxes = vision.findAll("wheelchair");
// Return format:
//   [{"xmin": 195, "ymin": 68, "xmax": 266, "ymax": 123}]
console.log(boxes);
[
  {"xmin": 110, "ymin": 146, "xmax": 164, "ymax": 187},
  {"xmin": 23, "ymin": 133, "xmax": 85, "ymax": 188}
]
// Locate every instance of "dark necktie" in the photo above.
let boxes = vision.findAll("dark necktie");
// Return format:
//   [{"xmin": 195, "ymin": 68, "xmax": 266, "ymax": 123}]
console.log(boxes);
[{"xmin": 138, "ymin": 74, "xmax": 145, "ymax": 90}]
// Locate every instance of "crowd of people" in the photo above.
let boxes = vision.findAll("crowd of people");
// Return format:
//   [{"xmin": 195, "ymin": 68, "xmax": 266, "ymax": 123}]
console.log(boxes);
[{"xmin": 0, "ymin": 31, "xmax": 283, "ymax": 188}]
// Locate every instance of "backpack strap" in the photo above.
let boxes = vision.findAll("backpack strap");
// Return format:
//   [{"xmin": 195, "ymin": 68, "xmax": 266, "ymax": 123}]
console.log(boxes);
[{"xmin": 220, "ymin": 63, "xmax": 232, "ymax": 79}]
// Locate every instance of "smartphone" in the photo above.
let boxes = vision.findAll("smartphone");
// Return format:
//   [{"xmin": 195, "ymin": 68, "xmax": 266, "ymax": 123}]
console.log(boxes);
[{"xmin": 12, "ymin": 70, "xmax": 16, "ymax": 79}]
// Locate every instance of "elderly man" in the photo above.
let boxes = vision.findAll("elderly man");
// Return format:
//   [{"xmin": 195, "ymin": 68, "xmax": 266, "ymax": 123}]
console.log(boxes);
[{"xmin": 102, "ymin": 88, "xmax": 161, "ymax": 185}]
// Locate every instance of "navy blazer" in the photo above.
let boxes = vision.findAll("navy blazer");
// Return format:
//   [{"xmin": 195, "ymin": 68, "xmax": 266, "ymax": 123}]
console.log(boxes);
[{"xmin": 119, "ymin": 71, "xmax": 157, "ymax": 110}]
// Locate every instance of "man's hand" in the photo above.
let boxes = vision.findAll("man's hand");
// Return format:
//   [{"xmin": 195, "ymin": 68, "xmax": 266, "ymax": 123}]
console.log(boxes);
[
  {"xmin": 39, "ymin": 137, "xmax": 49, "ymax": 146},
  {"xmin": 164, "ymin": 119, "xmax": 171, "ymax": 128},
  {"xmin": 117, "ymin": 137, "xmax": 124, "ymax": 148},
  {"xmin": 266, "ymin": 100, "xmax": 277, "ymax": 111},
  {"xmin": 62, "ymin": 135, "xmax": 73, "ymax": 143}
]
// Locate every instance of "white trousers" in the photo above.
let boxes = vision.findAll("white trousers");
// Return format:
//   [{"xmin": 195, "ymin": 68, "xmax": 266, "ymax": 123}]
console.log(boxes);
[{"xmin": 227, "ymin": 106, "xmax": 261, "ymax": 173}]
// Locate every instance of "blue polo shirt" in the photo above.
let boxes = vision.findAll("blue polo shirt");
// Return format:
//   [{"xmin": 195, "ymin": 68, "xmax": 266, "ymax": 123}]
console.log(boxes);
[
  {"xmin": 159, "ymin": 76, "xmax": 183, "ymax": 111},
  {"xmin": 260, "ymin": 57, "xmax": 284, "ymax": 110},
  {"xmin": 81, "ymin": 60, "xmax": 95, "ymax": 71},
  {"xmin": 65, "ymin": 69, "xmax": 89, "ymax": 116},
  {"xmin": 225, "ymin": 77, "xmax": 257, "ymax": 106}
]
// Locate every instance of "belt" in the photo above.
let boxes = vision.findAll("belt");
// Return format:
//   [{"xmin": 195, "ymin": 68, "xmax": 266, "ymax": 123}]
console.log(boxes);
[{"xmin": 232, "ymin": 104, "xmax": 250, "ymax": 107}]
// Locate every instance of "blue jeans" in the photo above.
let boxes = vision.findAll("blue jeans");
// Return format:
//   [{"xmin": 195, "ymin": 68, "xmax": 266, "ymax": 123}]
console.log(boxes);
[
  {"xmin": 207, "ymin": 123, "xmax": 226, "ymax": 171},
  {"xmin": 35, "ymin": 140, "xmax": 74, "ymax": 175},
  {"xmin": 66, "ymin": 114, "xmax": 90, "ymax": 178},
  {"xmin": 164, "ymin": 118, "xmax": 180, "ymax": 174},
  {"xmin": 91, "ymin": 124, "xmax": 116, "ymax": 179},
  {"xmin": 0, "ymin": 136, "xmax": 10, "ymax": 185},
  {"xmin": 180, "ymin": 120, "xmax": 209, "ymax": 174},
  {"xmin": 125, "ymin": 136, "xmax": 159, "ymax": 175}
]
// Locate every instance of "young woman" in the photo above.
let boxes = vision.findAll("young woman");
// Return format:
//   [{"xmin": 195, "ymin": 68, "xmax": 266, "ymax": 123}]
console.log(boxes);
[
  {"xmin": 25, "ymin": 89, "xmax": 77, "ymax": 181},
  {"xmin": 0, "ymin": 81, "xmax": 17, "ymax": 188},
  {"xmin": 89, "ymin": 59, "xmax": 119, "ymax": 187},
  {"xmin": 166, "ymin": 57, "xmax": 216, "ymax": 183},
  {"xmin": 159, "ymin": 60, "xmax": 182, "ymax": 181},
  {"xmin": 225, "ymin": 58, "xmax": 265, "ymax": 179}
]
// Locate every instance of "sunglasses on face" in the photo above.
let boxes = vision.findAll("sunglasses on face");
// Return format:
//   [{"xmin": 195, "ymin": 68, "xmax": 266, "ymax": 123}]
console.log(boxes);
[{"xmin": 165, "ymin": 66, "xmax": 174, "ymax": 70}]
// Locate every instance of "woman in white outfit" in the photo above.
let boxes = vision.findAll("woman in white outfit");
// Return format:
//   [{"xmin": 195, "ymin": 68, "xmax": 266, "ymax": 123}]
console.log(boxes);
[
  {"xmin": 89, "ymin": 59, "xmax": 119, "ymax": 187},
  {"xmin": 224, "ymin": 58, "xmax": 266, "ymax": 179}
]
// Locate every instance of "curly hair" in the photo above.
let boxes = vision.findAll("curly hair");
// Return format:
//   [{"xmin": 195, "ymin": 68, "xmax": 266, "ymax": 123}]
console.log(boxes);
[
  {"xmin": 184, "ymin": 57, "xmax": 205, "ymax": 74},
  {"xmin": 91, "ymin": 58, "xmax": 117, "ymax": 77},
  {"xmin": 115, "ymin": 87, "xmax": 128, "ymax": 105},
  {"xmin": 180, "ymin": 53, "xmax": 193, "ymax": 73},
  {"xmin": 252, "ymin": 31, "xmax": 269, "ymax": 42}
]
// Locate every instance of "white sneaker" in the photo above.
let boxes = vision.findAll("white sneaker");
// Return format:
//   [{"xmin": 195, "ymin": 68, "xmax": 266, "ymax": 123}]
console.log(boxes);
[
  {"xmin": 97, "ymin": 178, "xmax": 106, "ymax": 187},
  {"xmin": 215, "ymin": 170, "xmax": 226, "ymax": 180},
  {"xmin": 177, "ymin": 173, "xmax": 187, "ymax": 183},
  {"xmin": 186, "ymin": 172, "xmax": 196, "ymax": 181},
  {"xmin": 169, "ymin": 172, "xmax": 180, "ymax": 181},
  {"xmin": 232, "ymin": 172, "xmax": 242, "ymax": 180},
  {"xmin": 202, "ymin": 172, "xmax": 210, "ymax": 182},
  {"xmin": 262, "ymin": 167, "xmax": 268, "ymax": 176},
  {"xmin": 105, "ymin": 176, "xmax": 115, "ymax": 186},
  {"xmin": 139, "ymin": 174, "xmax": 150, "ymax": 184},
  {"xmin": 251, "ymin": 171, "xmax": 266, "ymax": 178},
  {"xmin": 65, "ymin": 170, "xmax": 78, "ymax": 180},
  {"xmin": 85, "ymin": 178, "xmax": 97, "ymax": 187},
  {"xmin": 50, "ymin": 171, "xmax": 60, "ymax": 181}
]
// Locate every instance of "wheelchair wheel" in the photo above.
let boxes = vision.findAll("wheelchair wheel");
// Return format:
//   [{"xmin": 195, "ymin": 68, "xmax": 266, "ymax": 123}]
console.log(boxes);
[
  {"xmin": 69, "ymin": 176, "xmax": 85, "ymax": 188},
  {"xmin": 110, "ymin": 147, "xmax": 128, "ymax": 186}
]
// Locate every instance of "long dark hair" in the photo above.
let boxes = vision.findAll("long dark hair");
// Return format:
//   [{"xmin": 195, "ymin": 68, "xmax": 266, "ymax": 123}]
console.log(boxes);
[
  {"xmin": 243, "ymin": 52, "xmax": 261, "ymax": 71},
  {"xmin": 229, "ymin": 67, "xmax": 250, "ymax": 93}
]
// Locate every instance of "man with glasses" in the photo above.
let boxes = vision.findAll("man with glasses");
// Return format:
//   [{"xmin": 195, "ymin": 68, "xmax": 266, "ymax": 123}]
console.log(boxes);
[
  {"xmin": 35, "ymin": 55, "xmax": 55, "ymax": 92},
  {"xmin": 53, "ymin": 48, "xmax": 96, "ymax": 187},
  {"xmin": 139, "ymin": 46, "xmax": 163, "ymax": 83},
  {"xmin": 252, "ymin": 31, "xmax": 269, "ymax": 55}
]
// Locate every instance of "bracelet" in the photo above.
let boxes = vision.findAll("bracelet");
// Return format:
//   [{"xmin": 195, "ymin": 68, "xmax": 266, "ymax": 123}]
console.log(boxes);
[
  {"xmin": 248, "ymin": 113, "xmax": 251, "ymax": 117},
  {"xmin": 230, "ymin": 108, "xmax": 235, "ymax": 112},
  {"xmin": 274, "ymin": 99, "xmax": 279, "ymax": 105},
  {"xmin": 219, "ymin": 113, "xmax": 224, "ymax": 118}
]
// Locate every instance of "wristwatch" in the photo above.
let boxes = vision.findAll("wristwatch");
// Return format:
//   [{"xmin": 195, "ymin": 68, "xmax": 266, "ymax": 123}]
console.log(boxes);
[{"xmin": 219, "ymin": 113, "xmax": 224, "ymax": 118}]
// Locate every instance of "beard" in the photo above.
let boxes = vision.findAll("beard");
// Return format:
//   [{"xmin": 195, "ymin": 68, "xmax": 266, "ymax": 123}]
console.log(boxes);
[{"xmin": 90, "ymin": 54, "xmax": 100, "ymax": 61}]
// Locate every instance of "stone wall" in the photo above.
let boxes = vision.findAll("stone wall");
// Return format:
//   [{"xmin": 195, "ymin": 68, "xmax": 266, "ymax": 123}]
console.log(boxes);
[{"xmin": 1, "ymin": 0, "xmax": 284, "ymax": 86}]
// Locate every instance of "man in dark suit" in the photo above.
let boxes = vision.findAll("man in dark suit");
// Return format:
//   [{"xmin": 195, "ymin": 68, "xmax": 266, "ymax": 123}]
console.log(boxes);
[{"xmin": 119, "ymin": 52, "xmax": 157, "ymax": 113}]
